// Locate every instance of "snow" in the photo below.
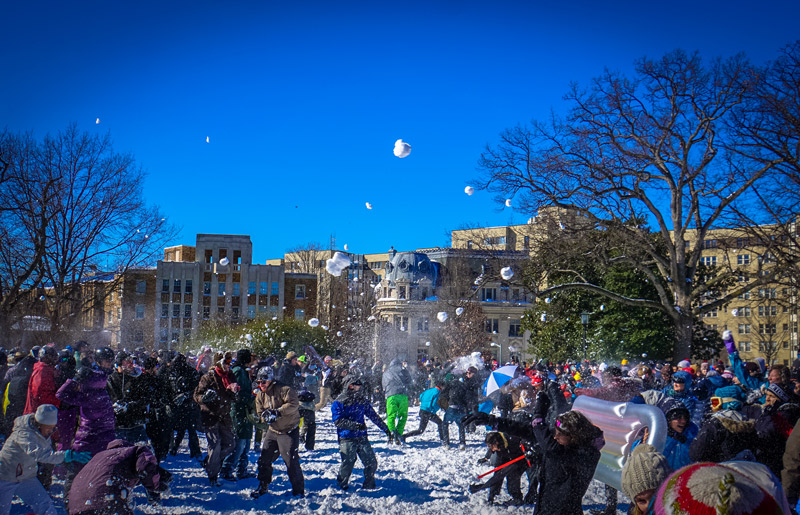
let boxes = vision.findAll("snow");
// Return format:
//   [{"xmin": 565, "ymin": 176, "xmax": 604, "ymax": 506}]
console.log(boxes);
[
  {"xmin": 393, "ymin": 139, "xmax": 412, "ymax": 158},
  {"xmin": 505, "ymin": 199, "xmax": 512, "ymax": 207},
  {"xmin": 464, "ymin": 186, "xmax": 475, "ymax": 196},
  {"xmin": 308, "ymin": 318, "xmax": 320, "ymax": 328},
  {"xmin": 206, "ymin": 136, "xmax": 210, "ymax": 143},
  {"xmin": 500, "ymin": 267, "xmax": 513, "ymax": 280},
  {"xmin": 219, "ymin": 257, "xmax": 230, "ymax": 266},
  {"xmin": 325, "ymin": 252, "xmax": 351, "ymax": 276},
  {"xmin": 365, "ymin": 202, "xmax": 373, "ymax": 210},
  {"xmin": 95, "ymin": 117, "xmax": 100, "ymax": 124},
  {"xmin": 731, "ymin": 309, "xmax": 739, "ymax": 317},
  {"xmin": 455, "ymin": 307, "xmax": 464, "ymax": 316},
  {"xmin": 436, "ymin": 311, "xmax": 448, "ymax": 323}
]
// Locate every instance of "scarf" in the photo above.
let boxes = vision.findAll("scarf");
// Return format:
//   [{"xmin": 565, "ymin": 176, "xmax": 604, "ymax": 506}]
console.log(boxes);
[{"xmin": 214, "ymin": 366, "xmax": 234, "ymax": 389}]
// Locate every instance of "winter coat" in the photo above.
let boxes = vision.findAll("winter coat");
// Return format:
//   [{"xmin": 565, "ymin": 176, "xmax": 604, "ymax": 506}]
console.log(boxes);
[
  {"xmin": 168, "ymin": 354, "xmax": 201, "ymax": 416},
  {"xmin": 303, "ymin": 373, "xmax": 320, "ymax": 400},
  {"xmin": 23, "ymin": 361, "xmax": 60, "ymax": 414},
  {"xmin": 331, "ymin": 387, "xmax": 389, "ymax": 440},
  {"xmin": 68, "ymin": 439, "xmax": 161, "ymax": 514},
  {"xmin": 193, "ymin": 367, "xmax": 236, "ymax": 430},
  {"xmin": 0, "ymin": 413, "xmax": 66, "ymax": 482},
  {"xmin": 689, "ymin": 410, "xmax": 756, "ymax": 463},
  {"xmin": 418, "ymin": 387, "xmax": 442, "ymax": 414},
  {"xmin": 693, "ymin": 374, "xmax": 728, "ymax": 401},
  {"xmin": 441, "ymin": 379, "xmax": 470, "ymax": 411},
  {"xmin": 230, "ymin": 364, "xmax": 255, "ymax": 439},
  {"xmin": 107, "ymin": 370, "xmax": 149, "ymax": 428},
  {"xmin": 782, "ymin": 417, "xmax": 800, "ymax": 505},
  {"xmin": 462, "ymin": 374, "xmax": 482, "ymax": 411},
  {"xmin": 382, "ymin": 359, "xmax": 412, "ymax": 398},
  {"xmin": 56, "ymin": 368, "xmax": 116, "ymax": 455},
  {"xmin": 2, "ymin": 355, "xmax": 37, "ymax": 422},
  {"xmin": 661, "ymin": 386, "xmax": 704, "ymax": 428},
  {"xmin": 497, "ymin": 416, "xmax": 604, "ymax": 514},
  {"xmin": 136, "ymin": 371, "xmax": 173, "ymax": 428},
  {"xmin": 276, "ymin": 360, "xmax": 302, "ymax": 390},
  {"xmin": 325, "ymin": 367, "xmax": 350, "ymax": 399},
  {"xmin": 255, "ymin": 380, "xmax": 300, "ymax": 435},
  {"xmin": 662, "ymin": 423, "xmax": 698, "ymax": 470},
  {"xmin": 754, "ymin": 402, "xmax": 800, "ymax": 477}
]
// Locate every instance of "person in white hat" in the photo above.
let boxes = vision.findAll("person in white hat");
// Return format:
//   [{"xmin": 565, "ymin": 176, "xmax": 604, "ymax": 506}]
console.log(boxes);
[{"xmin": 0, "ymin": 404, "xmax": 90, "ymax": 515}]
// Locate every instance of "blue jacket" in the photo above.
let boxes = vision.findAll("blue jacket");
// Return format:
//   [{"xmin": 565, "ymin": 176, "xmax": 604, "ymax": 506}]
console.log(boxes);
[
  {"xmin": 331, "ymin": 389, "xmax": 389, "ymax": 440},
  {"xmin": 662, "ymin": 422, "xmax": 698, "ymax": 470},
  {"xmin": 418, "ymin": 387, "xmax": 441, "ymax": 414}
]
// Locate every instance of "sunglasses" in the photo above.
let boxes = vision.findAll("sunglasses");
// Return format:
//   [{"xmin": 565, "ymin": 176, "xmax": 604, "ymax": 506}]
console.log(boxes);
[{"xmin": 256, "ymin": 380, "xmax": 268, "ymax": 385}]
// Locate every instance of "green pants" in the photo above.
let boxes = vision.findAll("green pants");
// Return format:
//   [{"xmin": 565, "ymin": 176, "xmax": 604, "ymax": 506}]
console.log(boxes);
[{"xmin": 385, "ymin": 394, "xmax": 409, "ymax": 435}]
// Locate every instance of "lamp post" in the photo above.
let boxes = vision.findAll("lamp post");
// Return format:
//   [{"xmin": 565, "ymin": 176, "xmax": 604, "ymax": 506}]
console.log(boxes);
[
  {"xmin": 580, "ymin": 311, "xmax": 590, "ymax": 362},
  {"xmin": 490, "ymin": 342, "xmax": 502, "ymax": 364}
]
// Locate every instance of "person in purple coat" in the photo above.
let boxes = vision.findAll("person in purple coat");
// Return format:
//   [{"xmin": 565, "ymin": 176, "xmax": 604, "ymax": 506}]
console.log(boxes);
[
  {"xmin": 67, "ymin": 439, "xmax": 167, "ymax": 515},
  {"xmin": 56, "ymin": 347, "xmax": 117, "ymax": 506}
]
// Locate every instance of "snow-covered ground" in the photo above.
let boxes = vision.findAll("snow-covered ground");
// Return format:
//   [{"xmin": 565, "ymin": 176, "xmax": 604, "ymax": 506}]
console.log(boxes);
[{"xmin": 14, "ymin": 405, "xmax": 629, "ymax": 514}]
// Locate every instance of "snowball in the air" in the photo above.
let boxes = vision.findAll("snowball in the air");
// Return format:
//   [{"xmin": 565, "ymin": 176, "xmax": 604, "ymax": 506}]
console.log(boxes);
[
  {"xmin": 500, "ymin": 267, "xmax": 514, "ymax": 280},
  {"xmin": 540, "ymin": 313, "xmax": 547, "ymax": 322},
  {"xmin": 393, "ymin": 139, "xmax": 412, "ymax": 158},
  {"xmin": 219, "ymin": 257, "xmax": 229, "ymax": 266},
  {"xmin": 344, "ymin": 244, "xmax": 349, "ymax": 251},
  {"xmin": 326, "ymin": 252, "xmax": 351, "ymax": 276},
  {"xmin": 505, "ymin": 199, "xmax": 512, "ymax": 207},
  {"xmin": 464, "ymin": 186, "xmax": 475, "ymax": 196},
  {"xmin": 280, "ymin": 341, "xmax": 287, "ymax": 348},
  {"xmin": 95, "ymin": 118, "xmax": 100, "ymax": 124},
  {"xmin": 437, "ymin": 312, "xmax": 448, "ymax": 323},
  {"xmin": 642, "ymin": 353, "xmax": 648, "ymax": 358},
  {"xmin": 545, "ymin": 297, "xmax": 551, "ymax": 304},
  {"xmin": 455, "ymin": 307, "xmax": 464, "ymax": 316},
  {"xmin": 336, "ymin": 331, "xmax": 343, "ymax": 337},
  {"xmin": 245, "ymin": 334, "xmax": 253, "ymax": 341},
  {"xmin": 206, "ymin": 136, "xmax": 210, "ymax": 143},
  {"xmin": 308, "ymin": 318, "xmax": 320, "ymax": 328},
  {"xmin": 365, "ymin": 202, "xmax": 373, "ymax": 210},
  {"xmin": 425, "ymin": 341, "xmax": 431, "ymax": 347},
  {"xmin": 731, "ymin": 309, "xmax": 739, "ymax": 317}
]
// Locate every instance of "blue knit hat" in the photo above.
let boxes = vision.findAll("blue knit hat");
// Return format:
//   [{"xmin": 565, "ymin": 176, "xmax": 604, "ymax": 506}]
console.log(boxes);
[{"xmin": 714, "ymin": 385, "xmax": 745, "ymax": 410}]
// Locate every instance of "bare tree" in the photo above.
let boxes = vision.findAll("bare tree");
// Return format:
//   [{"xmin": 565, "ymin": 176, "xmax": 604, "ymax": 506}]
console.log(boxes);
[
  {"xmin": 478, "ymin": 50, "xmax": 789, "ymax": 360},
  {"xmin": 285, "ymin": 242, "xmax": 327, "ymax": 274}
]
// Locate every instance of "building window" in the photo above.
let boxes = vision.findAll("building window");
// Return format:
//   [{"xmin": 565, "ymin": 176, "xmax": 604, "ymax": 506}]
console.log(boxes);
[
  {"xmin": 184, "ymin": 329, "xmax": 192, "ymax": 340},
  {"xmin": 218, "ymin": 283, "xmax": 226, "ymax": 296},
  {"xmin": 737, "ymin": 254, "xmax": 750, "ymax": 266},
  {"xmin": 184, "ymin": 304, "xmax": 192, "ymax": 318},
  {"xmin": 738, "ymin": 291, "xmax": 751, "ymax": 300},
  {"xmin": 174, "ymin": 279, "xmax": 181, "ymax": 293},
  {"xmin": 218, "ymin": 307, "xmax": 225, "ymax": 314},
  {"xmin": 737, "ymin": 237, "xmax": 749, "ymax": 248},
  {"xmin": 509, "ymin": 320, "xmax": 522, "ymax": 337},
  {"xmin": 272, "ymin": 282, "xmax": 279, "ymax": 295},
  {"xmin": 203, "ymin": 282, "xmax": 211, "ymax": 295},
  {"xmin": 702, "ymin": 239, "xmax": 717, "ymax": 249},
  {"xmin": 136, "ymin": 281, "xmax": 147, "ymax": 295},
  {"xmin": 738, "ymin": 324, "xmax": 751, "ymax": 334},
  {"xmin": 159, "ymin": 328, "xmax": 168, "ymax": 342},
  {"xmin": 259, "ymin": 282, "xmax": 268, "ymax": 295},
  {"xmin": 295, "ymin": 284, "xmax": 306, "ymax": 299},
  {"xmin": 135, "ymin": 304, "xmax": 145, "ymax": 319},
  {"xmin": 740, "ymin": 341, "xmax": 751, "ymax": 352},
  {"xmin": 523, "ymin": 236, "xmax": 530, "ymax": 248},
  {"xmin": 173, "ymin": 304, "xmax": 180, "ymax": 318},
  {"xmin": 134, "ymin": 329, "xmax": 144, "ymax": 343},
  {"xmin": 759, "ymin": 288, "xmax": 777, "ymax": 299},
  {"xmin": 233, "ymin": 283, "xmax": 240, "ymax": 296},
  {"xmin": 249, "ymin": 282, "xmax": 256, "ymax": 295},
  {"xmin": 759, "ymin": 305, "xmax": 778, "ymax": 317},
  {"xmin": 701, "ymin": 256, "xmax": 717, "ymax": 266},
  {"xmin": 161, "ymin": 303, "xmax": 168, "ymax": 318},
  {"xmin": 467, "ymin": 240, "xmax": 473, "ymax": 249},
  {"xmin": 417, "ymin": 317, "xmax": 429, "ymax": 332},
  {"xmin": 162, "ymin": 279, "xmax": 169, "ymax": 292},
  {"xmin": 485, "ymin": 318, "xmax": 499, "ymax": 333},
  {"xmin": 736, "ymin": 307, "xmax": 752, "ymax": 317},
  {"xmin": 759, "ymin": 323, "xmax": 777, "ymax": 335},
  {"xmin": 185, "ymin": 280, "xmax": 193, "ymax": 294},
  {"xmin": 484, "ymin": 236, "xmax": 506, "ymax": 245},
  {"xmin": 702, "ymin": 309, "xmax": 718, "ymax": 318},
  {"xmin": 295, "ymin": 308, "xmax": 305, "ymax": 321},
  {"xmin": 171, "ymin": 329, "xmax": 180, "ymax": 342},
  {"xmin": 203, "ymin": 306, "xmax": 210, "ymax": 319},
  {"xmin": 268, "ymin": 305, "xmax": 278, "ymax": 317},
  {"xmin": 480, "ymin": 288, "xmax": 497, "ymax": 301},
  {"xmin": 248, "ymin": 305, "xmax": 256, "ymax": 318}
]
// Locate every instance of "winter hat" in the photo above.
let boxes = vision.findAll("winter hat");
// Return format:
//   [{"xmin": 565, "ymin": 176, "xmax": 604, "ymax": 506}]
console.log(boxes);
[
  {"xmin": 652, "ymin": 462, "xmax": 782, "ymax": 515},
  {"xmin": 714, "ymin": 385, "xmax": 745, "ymax": 411},
  {"xmin": 236, "ymin": 349, "xmax": 252, "ymax": 365},
  {"xmin": 722, "ymin": 368, "xmax": 734, "ymax": 380},
  {"xmin": 677, "ymin": 359, "xmax": 691, "ymax": 369},
  {"xmin": 35, "ymin": 404, "xmax": 58, "ymax": 425},
  {"xmin": 216, "ymin": 351, "xmax": 232, "ymax": 367},
  {"xmin": 755, "ymin": 357, "xmax": 767, "ymax": 374},
  {"xmin": 767, "ymin": 383, "xmax": 791, "ymax": 403},
  {"xmin": 672, "ymin": 374, "xmax": 686, "ymax": 384},
  {"xmin": 256, "ymin": 366, "xmax": 274, "ymax": 382},
  {"xmin": 745, "ymin": 362, "xmax": 761, "ymax": 374},
  {"xmin": 285, "ymin": 351, "xmax": 297, "ymax": 360},
  {"xmin": 621, "ymin": 444, "xmax": 672, "ymax": 501}
]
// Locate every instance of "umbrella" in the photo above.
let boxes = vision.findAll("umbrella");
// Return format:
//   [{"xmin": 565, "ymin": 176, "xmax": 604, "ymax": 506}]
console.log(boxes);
[{"xmin": 483, "ymin": 365, "xmax": 521, "ymax": 396}]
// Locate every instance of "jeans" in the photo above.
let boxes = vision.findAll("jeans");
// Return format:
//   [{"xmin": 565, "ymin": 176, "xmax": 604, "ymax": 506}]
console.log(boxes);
[
  {"xmin": 221, "ymin": 438, "xmax": 251, "ymax": 477},
  {"xmin": 403, "ymin": 410, "xmax": 444, "ymax": 440},
  {"xmin": 443, "ymin": 407, "xmax": 466, "ymax": 445},
  {"xmin": 385, "ymin": 394, "xmax": 409, "ymax": 435},
  {"xmin": 0, "ymin": 477, "xmax": 57, "ymax": 515},
  {"xmin": 116, "ymin": 424, "xmax": 149, "ymax": 445},
  {"xmin": 205, "ymin": 422, "xmax": 235, "ymax": 480},
  {"xmin": 299, "ymin": 408, "xmax": 316, "ymax": 450},
  {"xmin": 337, "ymin": 436, "xmax": 378, "ymax": 489},
  {"xmin": 257, "ymin": 428, "xmax": 304, "ymax": 496}
]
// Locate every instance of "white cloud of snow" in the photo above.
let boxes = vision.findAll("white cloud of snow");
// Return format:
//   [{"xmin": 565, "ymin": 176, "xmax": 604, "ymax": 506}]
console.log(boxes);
[{"xmin": 325, "ymin": 252, "xmax": 351, "ymax": 276}]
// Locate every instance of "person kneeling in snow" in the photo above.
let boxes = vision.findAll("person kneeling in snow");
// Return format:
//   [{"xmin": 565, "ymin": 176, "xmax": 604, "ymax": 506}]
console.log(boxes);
[
  {"xmin": 0, "ymin": 404, "xmax": 90, "ymax": 515},
  {"xmin": 67, "ymin": 439, "xmax": 168, "ymax": 515},
  {"xmin": 468, "ymin": 431, "xmax": 528, "ymax": 505},
  {"xmin": 331, "ymin": 377, "xmax": 392, "ymax": 490}
]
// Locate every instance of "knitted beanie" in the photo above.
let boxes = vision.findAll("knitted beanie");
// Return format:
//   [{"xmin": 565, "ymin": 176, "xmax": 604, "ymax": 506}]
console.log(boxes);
[
  {"xmin": 621, "ymin": 444, "xmax": 672, "ymax": 501},
  {"xmin": 767, "ymin": 383, "xmax": 790, "ymax": 403},
  {"xmin": 652, "ymin": 462, "xmax": 781, "ymax": 515}
]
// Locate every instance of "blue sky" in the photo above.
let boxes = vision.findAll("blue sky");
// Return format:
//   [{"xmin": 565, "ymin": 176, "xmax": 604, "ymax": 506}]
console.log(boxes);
[{"xmin": 2, "ymin": 1, "xmax": 798, "ymax": 263}]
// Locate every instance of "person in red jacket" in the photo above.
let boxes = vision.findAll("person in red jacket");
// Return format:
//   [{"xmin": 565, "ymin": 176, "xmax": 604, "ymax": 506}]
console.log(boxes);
[{"xmin": 23, "ymin": 345, "xmax": 61, "ymax": 490}]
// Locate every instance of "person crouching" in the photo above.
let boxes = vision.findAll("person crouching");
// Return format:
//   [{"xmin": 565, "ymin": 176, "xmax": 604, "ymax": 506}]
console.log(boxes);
[{"xmin": 469, "ymin": 431, "xmax": 527, "ymax": 505}]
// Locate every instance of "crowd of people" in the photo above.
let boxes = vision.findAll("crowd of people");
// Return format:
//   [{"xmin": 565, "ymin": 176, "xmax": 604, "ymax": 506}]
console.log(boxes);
[{"xmin": 1, "ymin": 328, "xmax": 800, "ymax": 513}]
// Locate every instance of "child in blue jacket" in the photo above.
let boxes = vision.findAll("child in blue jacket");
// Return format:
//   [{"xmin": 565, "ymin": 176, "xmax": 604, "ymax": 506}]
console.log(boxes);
[{"xmin": 404, "ymin": 383, "xmax": 444, "ymax": 443}]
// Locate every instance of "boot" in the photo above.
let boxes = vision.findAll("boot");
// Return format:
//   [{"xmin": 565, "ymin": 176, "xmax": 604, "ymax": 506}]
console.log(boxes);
[
  {"xmin": 250, "ymin": 482, "xmax": 269, "ymax": 498},
  {"xmin": 209, "ymin": 476, "xmax": 221, "ymax": 487}
]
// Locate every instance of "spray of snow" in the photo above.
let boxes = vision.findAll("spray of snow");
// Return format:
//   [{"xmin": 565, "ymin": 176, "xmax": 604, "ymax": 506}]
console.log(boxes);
[
  {"xmin": 206, "ymin": 136, "xmax": 210, "ymax": 143},
  {"xmin": 500, "ymin": 267, "xmax": 514, "ymax": 280},
  {"xmin": 280, "ymin": 341, "xmax": 287, "ymax": 348},
  {"xmin": 393, "ymin": 139, "xmax": 412, "ymax": 158},
  {"xmin": 450, "ymin": 352, "xmax": 484, "ymax": 375},
  {"xmin": 325, "ymin": 252, "xmax": 351, "ymax": 276},
  {"xmin": 95, "ymin": 118, "xmax": 100, "ymax": 124},
  {"xmin": 245, "ymin": 334, "xmax": 253, "ymax": 341}
]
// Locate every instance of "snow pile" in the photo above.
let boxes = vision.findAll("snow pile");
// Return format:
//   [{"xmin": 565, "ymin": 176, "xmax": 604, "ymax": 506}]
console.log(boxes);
[
  {"xmin": 393, "ymin": 139, "xmax": 411, "ymax": 158},
  {"xmin": 500, "ymin": 267, "xmax": 514, "ymax": 280},
  {"xmin": 325, "ymin": 252, "xmax": 351, "ymax": 276},
  {"xmin": 436, "ymin": 312, "xmax": 448, "ymax": 323}
]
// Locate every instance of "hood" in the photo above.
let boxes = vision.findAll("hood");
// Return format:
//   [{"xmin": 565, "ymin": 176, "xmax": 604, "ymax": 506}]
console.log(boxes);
[
  {"xmin": 12, "ymin": 413, "xmax": 42, "ymax": 440},
  {"xmin": 388, "ymin": 358, "xmax": 403, "ymax": 368},
  {"xmin": 716, "ymin": 416, "xmax": 756, "ymax": 434},
  {"xmin": 81, "ymin": 367, "xmax": 110, "ymax": 389}
]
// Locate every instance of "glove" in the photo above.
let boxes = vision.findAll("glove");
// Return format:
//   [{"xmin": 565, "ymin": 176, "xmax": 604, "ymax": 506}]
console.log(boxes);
[
  {"xmin": 112, "ymin": 401, "xmax": 128, "ymax": 416},
  {"xmin": 722, "ymin": 330, "xmax": 737, "ymax": 354},
  {"xmin": 477, "ymin": 457, "xmax": 488, "ymax": 465},
  {"xmin": 261, "ymin": 409, "xmax": 280, "ymax": 423},
  {"xmin": 65, "ymin": 450, "xmax": 91, "ymax": 464},
  {"xmin": 201, "ymin": 389, "xmax": 219, "ymax": 405},
  {"xmin": 468, "ymin": 483, "xmax": 484, "ymax": 494},
  {"xmin": 462, "ymin": 412, "xmax": 496, "ymax": 428}
]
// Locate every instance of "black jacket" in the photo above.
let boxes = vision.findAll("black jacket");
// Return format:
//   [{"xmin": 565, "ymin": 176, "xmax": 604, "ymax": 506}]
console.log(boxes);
[{"xmin": 107, "ymin": 370, "xmax": 149, "ymax": 428}]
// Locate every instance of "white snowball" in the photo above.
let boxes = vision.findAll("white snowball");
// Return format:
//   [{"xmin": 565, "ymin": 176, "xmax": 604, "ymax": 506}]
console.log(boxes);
[
  {"xmin": 336, "ymin": 331, "xmax": 343, "ymax": 337},
  {"xmin": 425, "ymin": 341, "xmax": 431, "ymax": 346},
  {"xmin": 731, "ymin": 309, "xmax": 739, "ymax": 317},
  {"xmin": 437, "ymin": 312, "xmax": 448, "ymax": 323},
  {"xmin": 95, "ymin": 118, "xmax": 100, "ymax": 124},
  {"xmin": 245, "ymin": 334, "xmax": 253, "ymax": 341},
  {"xmin": 540, "ymin": 313, "xmax": 547, "ymax": 322},
  {"xmin": 206, "ymin": 136, "xmax": 210, "ymax": 143},
  {"xmin": 219, "ymin": 257, "xmax": 229, "ymax": 266},
  {"xmin": 464, "ymin": 186, "xmax": 475, "ymax": 196},
  {"xmin": 455, "ymin": 307, "xmax": 464, "ymax": 316},
  {"xmin": 308, "ymin": 318, "xmax": 320, "ymax": 328},
  {"xmin": 393, "ymin": 139, "xmax": 412, "ymax": 158},
  {"xmin": 500, "ymin": 267, "xmax": 514, "ymax": 280},
  {"xmin": 325, "ymin": 252, "xmax": 352, "ymax": 277},
  {"xmin": 545, "ymin": 297, "xmax": 551, "ymax": 304},
  {"xmin": 280, "ymin": 341, "xmax": 287, "ymax": 348},
  {"xmin": 365, "ymin": 202, "xmax": 373, "ymax": 210},
  {"xmin": 505, "ymin": 199, "xmax": 512, "ymax": 207},
  {"xmin": 642, "ymin": 353, "xmax": 648, "ymax": 358},
  {"xmin": 344, "ymin": 244, "xmax": 349, "ymax": 251}
]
